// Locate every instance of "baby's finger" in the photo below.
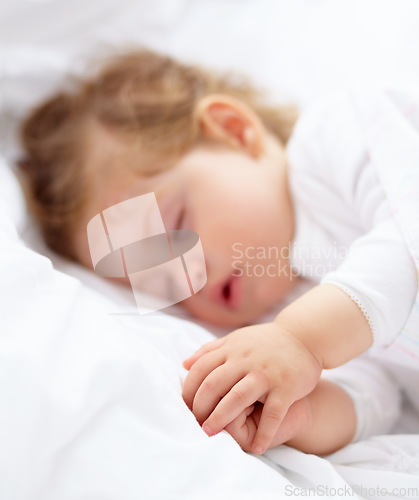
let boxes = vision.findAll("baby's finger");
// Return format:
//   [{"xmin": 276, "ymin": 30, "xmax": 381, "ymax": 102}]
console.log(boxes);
[
  {"xmin": 224, "ymin": 405, "xmax": 256, "ymax": 452},
  {"xmin": 202, "ymin": 371, "xmax": 268, "ymax": 437},
  {"xmin": 192, "ymin": 363, "xmax": 244, "ymax": 423},
  {"xmin": 224, "ymin": 405, "xmax": 255, "ymax": 433},
  {"xmin": 243, "ymin": 405, "xmax": 255, "ymax": 418},
  {"xmin": 251, "ymin": 390, "xmax": 288, "ymax": 454},
  {"xmin": 183, "ymin": 337, "xmax": 225, "ymax": 371},
  {"xmin": 182, "ymin": 349, "xmax": 225, "ymax": 410}
]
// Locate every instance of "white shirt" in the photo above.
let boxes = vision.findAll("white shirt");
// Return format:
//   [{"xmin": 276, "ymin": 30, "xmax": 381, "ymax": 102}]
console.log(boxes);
[{"xmin": 286, "ymin": 91, "xmax": 417, "ymax": 348}]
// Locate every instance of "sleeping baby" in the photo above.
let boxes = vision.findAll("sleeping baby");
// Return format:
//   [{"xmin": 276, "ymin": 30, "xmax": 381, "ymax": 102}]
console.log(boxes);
[{"xmin": 18, "ymin": 49, "xmax": 419, "ymax": 456}]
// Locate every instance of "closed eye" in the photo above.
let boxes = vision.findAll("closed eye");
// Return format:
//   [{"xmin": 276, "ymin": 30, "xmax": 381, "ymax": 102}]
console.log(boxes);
[{"xmin": 175, "ymin": 208, "xmax": 185, "ymax": 230}]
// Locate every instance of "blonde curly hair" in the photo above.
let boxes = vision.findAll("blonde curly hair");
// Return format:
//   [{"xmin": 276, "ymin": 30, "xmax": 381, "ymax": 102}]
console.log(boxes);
[{"xmin": 19, "ymin": 49, "xmax": 298, "ymax": 260}]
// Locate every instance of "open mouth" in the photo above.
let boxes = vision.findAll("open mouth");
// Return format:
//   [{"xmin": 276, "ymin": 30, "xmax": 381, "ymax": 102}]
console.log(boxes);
[
  {"xmin": 222, "ymin": 281, "xmax": 231, "ymax": 301},
  {"xmin": 211, "ymin": 273, "xmax": 242, "ymax": 310}
]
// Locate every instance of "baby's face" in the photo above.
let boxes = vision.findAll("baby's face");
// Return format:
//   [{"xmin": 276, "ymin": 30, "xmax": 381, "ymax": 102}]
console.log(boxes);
[{"xmin": 77, "ymin": 131, "xmax": 295, "ymax": 327}]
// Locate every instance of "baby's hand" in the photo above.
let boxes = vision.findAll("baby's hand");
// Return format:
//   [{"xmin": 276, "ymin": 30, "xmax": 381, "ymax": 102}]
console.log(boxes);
[
  {"xmin": 182, "ymin": 322, "xmax": 322, "ymax": 454},
  {"xmin": 225, "ymin": 398, "xmax": 312, "ymax": 453}
]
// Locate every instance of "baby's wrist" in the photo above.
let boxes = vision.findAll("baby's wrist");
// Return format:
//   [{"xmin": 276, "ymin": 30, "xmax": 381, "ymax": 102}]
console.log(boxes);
[{"xmin": 271, "ymin": 316, "xmax": 325, "ymax": 371}]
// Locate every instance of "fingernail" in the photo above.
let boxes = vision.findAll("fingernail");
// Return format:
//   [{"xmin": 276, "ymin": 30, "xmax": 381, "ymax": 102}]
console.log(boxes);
[
  {"xmin": 202, "ymin": 425, "xmax": 214, "ymax": 437},
  {"xmin": 253, "ymin": 445, "xmax": 263, "ymax": 455}
]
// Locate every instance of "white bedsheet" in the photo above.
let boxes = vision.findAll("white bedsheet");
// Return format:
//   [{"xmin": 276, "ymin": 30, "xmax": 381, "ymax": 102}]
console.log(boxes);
[{"xmin": 1, "ymin": 1, "xmax": 419, "ymax": 498}]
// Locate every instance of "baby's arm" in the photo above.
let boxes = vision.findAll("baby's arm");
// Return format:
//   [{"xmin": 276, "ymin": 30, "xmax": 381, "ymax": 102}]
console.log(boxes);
[
  {"xmin": 277, "ymin": 283, "xmax": 373, "ymax": 370},
  {"xmin": 225, "ymin": 378, "xmax": 357, "ymax": 455},
  {"xmin": 183, "ymin": 283, "xmax": 372, "ymax": 454}
]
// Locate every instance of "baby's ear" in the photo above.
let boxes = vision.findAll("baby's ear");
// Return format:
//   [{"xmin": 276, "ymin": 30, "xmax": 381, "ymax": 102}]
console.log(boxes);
[{"xmin": 196, "ymin": 94, "xmax": 265, "ymax": 157}]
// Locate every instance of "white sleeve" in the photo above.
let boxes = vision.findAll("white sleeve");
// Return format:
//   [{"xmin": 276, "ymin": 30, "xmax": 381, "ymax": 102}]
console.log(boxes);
[
  {"xmin": 288, "ymin": 89, "xmax": 418, "ymax": 348},
  {"xmin": 322, "ymin": 354, "xmax": 402, "ymax": 442},
  {"xmin": 321, "ymin": 217, "xmax": 417, "ymax": 348}
]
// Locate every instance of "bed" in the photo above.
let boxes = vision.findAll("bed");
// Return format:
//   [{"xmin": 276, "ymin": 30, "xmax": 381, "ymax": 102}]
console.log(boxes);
[{"xmin": 1, "ymin": 1, "xmax": 419, "ymax": 498}]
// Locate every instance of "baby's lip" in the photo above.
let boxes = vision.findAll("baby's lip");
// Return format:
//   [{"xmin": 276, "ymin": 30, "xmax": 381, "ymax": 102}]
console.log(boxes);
[{"xmin": 209, "ymin": 273, "xmax": 242, "ymax": 310}]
